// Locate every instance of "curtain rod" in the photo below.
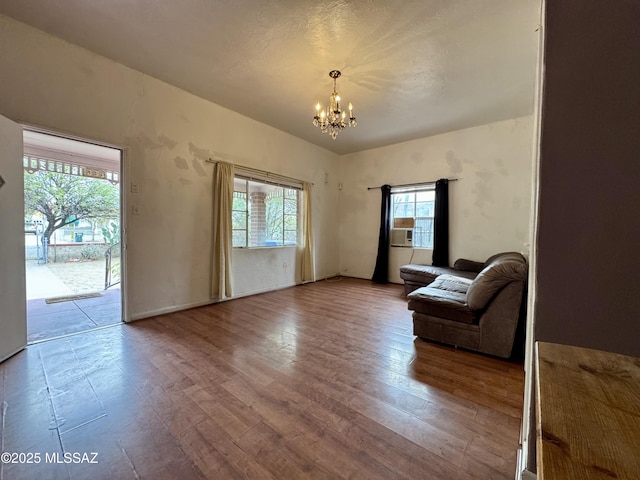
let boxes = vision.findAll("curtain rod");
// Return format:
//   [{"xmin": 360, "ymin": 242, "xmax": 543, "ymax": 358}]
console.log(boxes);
[
  {"xmin": 206, "ymin": 158, "xmax": 312, "ymax": 185},
  {"xmin": 367, "ymin": 178, "xmax": 458, "ymax": 190}
]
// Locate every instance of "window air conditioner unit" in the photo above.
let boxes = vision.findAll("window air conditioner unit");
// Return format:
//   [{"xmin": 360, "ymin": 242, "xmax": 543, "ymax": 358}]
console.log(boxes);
[{"xmin": 390, "ymin": 228, "xmax": 413, "ymax": 247}]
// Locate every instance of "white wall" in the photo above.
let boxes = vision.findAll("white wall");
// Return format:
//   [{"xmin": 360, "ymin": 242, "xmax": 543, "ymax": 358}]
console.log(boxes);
[
  {"xmin": 0, "ymin": 14, "xmax": 535, "ymax": 320},
  {"xmin": 0, "ymin": 16, "xmax": 340, "ymax": 319},
  {"xmin": 338, "ymin": 116, "xmax": 534, "ymax": 283}
]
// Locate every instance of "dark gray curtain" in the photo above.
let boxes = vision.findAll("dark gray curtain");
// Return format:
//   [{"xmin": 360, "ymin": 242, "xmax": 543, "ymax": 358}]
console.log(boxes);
[
  {"xmin": 372, "ymin": 184, "xmax": 391, "ymax": 283},
  {"xmin": 432, "ymin": 179, "xmax": 449, "ymax": 267}
]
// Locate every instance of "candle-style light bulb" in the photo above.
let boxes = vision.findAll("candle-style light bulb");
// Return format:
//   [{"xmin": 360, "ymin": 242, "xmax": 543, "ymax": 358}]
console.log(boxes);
[
  {"xmin": 349, "ymin": 103, "xmax": 353, "ymax": 113},
  {"xmin": 315, "ymin": 102, "xmax": 321, "ymax": 113}
]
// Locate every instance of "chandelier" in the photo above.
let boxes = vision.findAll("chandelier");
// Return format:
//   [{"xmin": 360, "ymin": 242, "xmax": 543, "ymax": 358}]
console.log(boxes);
[{"xmin": 312, "ymin": 70, "xmax": 357, "ymax": 139}]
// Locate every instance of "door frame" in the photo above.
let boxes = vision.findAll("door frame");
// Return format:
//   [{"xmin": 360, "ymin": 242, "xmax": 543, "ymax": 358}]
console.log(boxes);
[
  {"xmin": 0, "ymin": 114, "xmax": 27, "ymax": 362},
  {"xmin": 22, "ymin": 124, "xmax": 129, "ymax": 323}
]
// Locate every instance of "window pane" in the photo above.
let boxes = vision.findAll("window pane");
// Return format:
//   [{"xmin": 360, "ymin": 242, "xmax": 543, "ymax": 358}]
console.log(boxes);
[
  {"xmin": 265, "ymin": 192, "xmax": 283, "ymax": 245},
  {"xmin": 284, "ymin": 230, "xmax": 297, "ymax": 244},
  {"xmin": 232, "ymin": 211, "xmax": 246, "ymax": 230},
  {"xmin": 232, "ymin": 184, "xmax": 248, "ymax": 248},
  {"xmin": 393, "ymin": 192, "xmax": 415, "ymax": 203},
  {"xmin": 284, "ymin": 214, "xmax": 297, "ymax": 230},
  {"xmin": 270, "ymin": 228, "xmax": 283, "ymax": 244},
  {"xmin": 389, "ymin": 187, "xmax": 437, "ymax": 248},
  {"xmin": 233, "ymin": 193, "xmax": 246, "ymax": 211},
  {"xmin": 416, "ymin": 201, "xmax": 434, "ymax": 217},
  {"xmin": 233, "ymin": 230, "xmax": 246, "ymax": 247},
  {"xmin": 414, "ymin": 218, "xmax": 434, "ymax": 248},
  {"xmin": 284, "ymin": 197, "xmax": 297, "ymax": 214},
  {"xmin": 233, "ymin": 177, "xmax": 300, "ymax": 247},
  {"xmin": 393, "ymin": 203, "xmax": 414, "ymax": 218},
  {"xmin": 416, "ymin": 190, "xmax": 435, "ymax": 202}
]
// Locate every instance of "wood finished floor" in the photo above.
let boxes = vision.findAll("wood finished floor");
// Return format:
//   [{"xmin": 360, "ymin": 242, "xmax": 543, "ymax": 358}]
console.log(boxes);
[{"xmin": 0, "ymin": 278, "xmax": 524, "ymax": 480}]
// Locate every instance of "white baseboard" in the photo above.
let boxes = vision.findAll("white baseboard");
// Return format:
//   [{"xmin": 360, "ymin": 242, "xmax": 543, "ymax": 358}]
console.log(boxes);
[
  {"xmin": 337, "ymin": 273, "xmax": 403, "ymax": 285},
  {"xmin": 228, "ymin": 281, "xmax": 298, "ymax": 300},
  {"xmin": 129, "ymin": 280, "xmax": 302, "ymax": 322},
  {"xmin": 128, "ymin": 274, "xmax": 382, "ymax": 323},
  {"xmin": 129, "ymin": 298, "xmax": 218, "ymax": 321},
  {"xmin": 316, "ymin": 272, "xmax": 339, "ymax": 281}
]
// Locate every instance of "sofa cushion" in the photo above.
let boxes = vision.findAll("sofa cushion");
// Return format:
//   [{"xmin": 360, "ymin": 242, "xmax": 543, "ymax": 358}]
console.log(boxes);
[
  {"xmin": 399, "ymin": 264, "xmax": 477, "ymax": 285},
  {"xmin": 467, "ymin": 259, "xmax": 527, "ymax": 311},
  {"xmin": 400, "ymin": 265, "xmax": 452, "ymax": 284},
  {"xmin": 407, "ymin": 275, "xmax": 476, "ymax": 324}
]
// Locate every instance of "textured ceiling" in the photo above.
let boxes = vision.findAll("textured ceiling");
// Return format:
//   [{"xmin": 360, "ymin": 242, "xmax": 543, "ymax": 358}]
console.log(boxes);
[{"xmin": 0, "ymin": 0, "xmax": 540, "ymax": 155}]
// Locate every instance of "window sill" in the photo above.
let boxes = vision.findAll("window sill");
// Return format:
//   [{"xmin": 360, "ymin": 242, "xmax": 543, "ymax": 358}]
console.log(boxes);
[{"xmin": 233, "ymin": 244, "xmax": 298, "ymax": 250}]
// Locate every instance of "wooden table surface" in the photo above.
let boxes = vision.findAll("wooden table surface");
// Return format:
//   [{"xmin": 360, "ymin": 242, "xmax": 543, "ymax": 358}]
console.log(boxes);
[{"xmin": 536, "ymin": 341, "xmax": 640, "ymax": 479}]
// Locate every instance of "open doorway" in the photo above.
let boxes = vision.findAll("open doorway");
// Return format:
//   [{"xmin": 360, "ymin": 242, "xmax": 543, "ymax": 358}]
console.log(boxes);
[{"xmin": 23, "ymin": 130, "xmax": 123, "ymax": 343}]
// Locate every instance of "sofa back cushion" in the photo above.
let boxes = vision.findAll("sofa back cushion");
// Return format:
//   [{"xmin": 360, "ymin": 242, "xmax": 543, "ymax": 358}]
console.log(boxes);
[
  {"xmin": 467, "ymin": 257, "xmax": 527, "ymax": 310},
  {"xmin": 482, "ymin": 251, "xmax": 526, "ymax": 269},
  {"xmin": 452, "ymin": 258, "xmax": 485, "ymax": 273}
]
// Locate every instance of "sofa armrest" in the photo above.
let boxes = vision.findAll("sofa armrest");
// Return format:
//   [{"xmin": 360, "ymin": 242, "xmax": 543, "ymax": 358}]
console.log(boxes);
[
  {"xmin": 477, "ymin": 281, "xmax": 526, "ymax": 358},
  {"xmin": 467, "ymin": 259, "xmax": 528, "ymax": 310},
  {"xmin": 453, "ymin": 258, "xmax": 484, "ymax": 273}
]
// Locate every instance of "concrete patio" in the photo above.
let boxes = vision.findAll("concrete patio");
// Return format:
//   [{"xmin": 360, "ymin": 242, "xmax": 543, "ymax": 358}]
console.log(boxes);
[{"xmin": 25, "ymin": 259, "xmax": 122, "ymax": 343}]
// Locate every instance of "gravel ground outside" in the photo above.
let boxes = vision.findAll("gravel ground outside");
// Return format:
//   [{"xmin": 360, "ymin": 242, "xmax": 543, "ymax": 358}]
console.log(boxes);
[{"xmin": 26, "ymin": 258, "xmax": 120, "ymax": 299}]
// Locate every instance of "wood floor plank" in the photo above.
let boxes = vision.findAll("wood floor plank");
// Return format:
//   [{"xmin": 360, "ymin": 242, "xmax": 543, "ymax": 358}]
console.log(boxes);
[
  {"xmin": 1, "ymin": 278, "xmax": 524, "ymax": 479},
  {"xmin": 177, "ymin": 418, "xmax": 274, "ymax": 480},
  {"xmin": 276, "ymin": 376, "xmax": 478, "ymax": 480}
]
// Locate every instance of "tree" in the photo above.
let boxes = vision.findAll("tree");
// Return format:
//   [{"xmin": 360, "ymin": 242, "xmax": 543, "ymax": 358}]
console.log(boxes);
[
  {"xmin": 24, "ymin": 171, "xmax": 119, "ymax": 243},
  {"xmin": 265, "ymin": 189, "xmax": 298, "ymax": 244}
]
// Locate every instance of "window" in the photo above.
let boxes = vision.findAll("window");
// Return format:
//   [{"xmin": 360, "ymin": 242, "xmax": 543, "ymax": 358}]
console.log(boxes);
[
  {"xmin": 391, "ymin": 186, "xmax": 435, "ymax": 248},
  {"xmin": 232, "ymin": 177, "xmax": 300, "ymax": 248}
]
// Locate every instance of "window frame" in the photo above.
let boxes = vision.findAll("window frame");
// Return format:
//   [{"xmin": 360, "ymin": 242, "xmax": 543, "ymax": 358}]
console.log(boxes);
[
  {"xmin": 390, "ymin": 185, "xmax": 436, "ymax": 249},
  {"xmin": 232, "ymin": 175, "xmax": 301, "ymax": 249},
  {"xmin": 232, "ymin": 184, "xmax": 249, "ymax": 248}
]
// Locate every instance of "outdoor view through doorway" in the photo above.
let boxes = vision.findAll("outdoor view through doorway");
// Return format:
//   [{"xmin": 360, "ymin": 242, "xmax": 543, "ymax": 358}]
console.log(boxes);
[{"xmin": 23, "ymin": 130, "xmax": 123, "ymax": 343}]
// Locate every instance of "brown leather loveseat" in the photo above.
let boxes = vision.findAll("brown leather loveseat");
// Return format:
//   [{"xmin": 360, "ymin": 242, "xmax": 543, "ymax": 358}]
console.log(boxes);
[{"xmin": 404, "ymin": 252, "xmax": 527, "ymax": 358}]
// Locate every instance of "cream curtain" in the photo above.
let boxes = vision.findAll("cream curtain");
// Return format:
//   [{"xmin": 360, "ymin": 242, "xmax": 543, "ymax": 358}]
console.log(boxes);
[
  {"xmin": 300, "ymin": 181, "xmax": 315, "ymax": 283},
  {"xmin": 211, "ymin": 161, "xmax": 234, "ymax": 299}
]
